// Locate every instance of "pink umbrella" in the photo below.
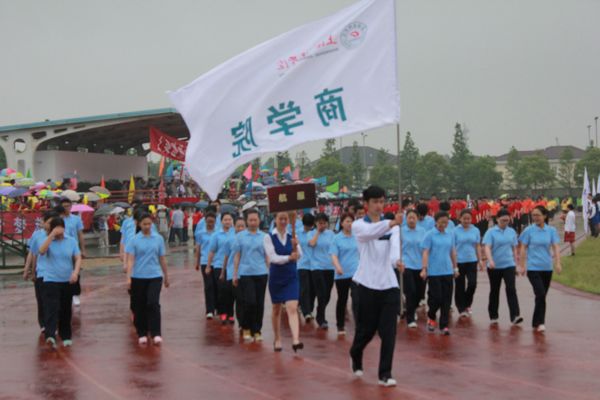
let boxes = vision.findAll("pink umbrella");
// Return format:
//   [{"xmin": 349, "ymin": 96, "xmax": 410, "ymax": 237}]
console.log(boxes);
[{"xmin": 71, "ymin": 204, "xmax": 94, "ymax": 213}]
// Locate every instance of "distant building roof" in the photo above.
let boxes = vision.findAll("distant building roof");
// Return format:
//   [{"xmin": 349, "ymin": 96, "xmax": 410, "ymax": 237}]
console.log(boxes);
[{"xmin": 495, "ymin": 145, "xmax": 585, "ymax": 162}]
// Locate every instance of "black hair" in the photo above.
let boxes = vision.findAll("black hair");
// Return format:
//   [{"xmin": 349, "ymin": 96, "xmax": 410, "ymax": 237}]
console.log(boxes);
[
  {"xmin": 315, "ymin": 213, "xmax": 329, "ymax": 223},
  {"xmin": 205, "ymin": 212, "xmax": 217, "ymax": 221},
  {"xmin": 244, "ymin": 209, "xmax": 260, "ymax": 220},
  {"xmin": 496, "ymin": 208, "xmax": 511, "ymax": 218},
  {"xmin": 362, "ymin": 185, "xmax": 386, "ymax": 202},
  {"xmin": 460, "ymin": 209, "xmax": 473, "ymax": 218},
  {"xmin": 401, "ymin": 199, "xmax": 411, "ymax": 208},
  {"xmin": 60, "ymin": 197, "xmax": 72, "ymax": 205},
  {"xmin": 52, "ymin": 205, "xmax": 66, "ymax": 215},
  {"xmin": 302, "ymin": 213, "xmax": 315, "ymax": 227},
  {"xmin": 434, "ymin": 211, "xmax": 449, "ymax": 221},
  {"xmin": 405, "ymin": 209, "xmax": 418, "ymax": 218},
  {"xmin": 234, "ymin": 216, "xmax": 246, "ymax": 225},
  {"xmin": 43, "ymin": 210, "xmax": 59, "ymax": 222},
  {"xmin": 339, "ymin": 213, "xmax": 354, "ymax": 225},
  {"xmin": 440, "ymin": 201, "xmax": 451, "ymax": 212},
  {"xmin": 137, "ymin": 212, "xmax": 153, "ymax": 223},
  {"xmin": 221, "ymin": 212, "xmax": 233, "ymax": 221},
  {"xmin": 49, "ymin": 217, "xmax": 65, "ymax": 231},
  {"xmin": 416, "ymin": 203, "xmax": 429, "ymax": 217},
  {"xmin": 567, "ymin": 204, "xmax": 574, "ymax": 210},
  {"xmin": 533, "ymin": 205, "xmax": 550, "ymax": 224},
  {"xmin": 348, "ymin": 199, "xmax": 361, "ymax": 209},
  {"xmin": 205, "ymin": 205, "xmax": 217, "ymax": 214}
]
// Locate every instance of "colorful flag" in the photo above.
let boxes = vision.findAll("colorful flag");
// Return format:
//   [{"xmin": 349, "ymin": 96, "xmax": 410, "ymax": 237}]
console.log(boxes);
[
  {"xmin": 326, "ymin": 181, "xmax": 340, "ymax": 193},
  {"xmin": 158, "ymin": 157, "xmax": 166, "ymax": 177},
  {"xmin": 128, "ymin": 175, "xmax": 135, "ymax": 203},
  {"xmin": 168, "ymin": 0, "xmax": 400, "ymax": 199},
  {"xmin": 243, "ymin": 163, "xmax": 253, "ymax": 180},
  {"xmin": 149, "ymin": 126, "xmax": 187, "ymax": 161}
]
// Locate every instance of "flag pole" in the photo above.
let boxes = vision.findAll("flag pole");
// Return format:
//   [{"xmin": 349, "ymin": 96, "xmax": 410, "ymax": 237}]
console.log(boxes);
[{"xmin": 396, "ymin": 123, "xmax": 404, "ymax": 317}]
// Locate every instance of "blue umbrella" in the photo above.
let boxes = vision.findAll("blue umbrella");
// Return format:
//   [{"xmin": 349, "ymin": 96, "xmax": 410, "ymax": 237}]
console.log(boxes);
[
  {"xmin": 7, "ymin": 188, "xmax": 29, "ymax": 198},
  {"xmin": 0, "ymin": 187, "xmax": 14, "ymax": 196},
  {"xmin": 195, "ymin": 200, "xmax": 208, "ymax": 210}
]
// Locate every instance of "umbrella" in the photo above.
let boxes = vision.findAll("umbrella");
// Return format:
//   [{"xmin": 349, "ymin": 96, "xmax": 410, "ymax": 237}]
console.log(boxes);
[
  {"xmin": 178, "ymin": 202, "xmax": 195, "ymax": 208},
  {"xmin": 318, "ymin": 192, "xmax": 336, "ymax": 199},
  {"xmin": 89, "ymin": 186, "xmax": 111, "ymax": 196},
  {"xmin": 94, "ymin": 205, "xmax": 114, "ymax": 216},
  {"xmin": 0, "ymin": 168, "xmax": 16, "ymax": 177},
  {"xmin": 16, "ymin": 178, "xmax": 35, "ymax": 187},
  {"xmin": 7, "ymin": 188, "xmax": 29, "ymax": 198},
  {"xmin": 113, "ymin": 202, "xmax": 132, "ymax": 208},
  {"xmin": 110, "ymin": 206, "xmax": 125, "ymax": 214},
  {"xmin": 157, "ymin": 204, "xmax": 167, "ymax": 210},
  {"xmin": 8, "ymin": 172, "xmax": 24, "ymax": 180},
  {"xmin": 30, "ymin": 182, "xmax": 47, "ymax": 191},
  {"xmin": 71, "ymin": 204, "xmax": 94, "ymax": 213},
  {"xmin": 37, "ymin": 189, "xmax": 57, "ymax": 199},
  {"xmin": 221, "ymin": 204, "xmax": 237, "ymax": 214},
  {"xmin": 241, "ymin": 201, "xmax": 257, "ymax": 212},
  {"xmin": 195, "ymin": 200, "xmax": 208, "ymax": 210},
  {"xmin": 84, "ymin": 192, "xmax": 101, "ymax": 202},
  {"xmin": 61, "ymin": 190, "xmax": 80, "ymax": 202},
  {"xmin": 0, "ymin": 187, "xmax": 15, "ymax": 196}
]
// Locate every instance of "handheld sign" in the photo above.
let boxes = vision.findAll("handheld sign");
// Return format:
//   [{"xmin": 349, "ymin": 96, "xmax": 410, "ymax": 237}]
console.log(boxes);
[{"xmin": 266, "ymin": 183, "xmax": 317, "ymax": 214}]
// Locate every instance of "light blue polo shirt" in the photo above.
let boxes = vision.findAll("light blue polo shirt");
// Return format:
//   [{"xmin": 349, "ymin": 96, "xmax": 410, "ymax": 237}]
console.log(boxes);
[
  {"xmin": 195, "ymin": 228, "xmax": 216, "ymax": 265},
  {"xmin": 63, "ymin": 214, "xmax": 83, "ymax": 246},
  {"xmin": 224, "ymin": 233, "xmax": 240, "ymax": 281},
  {"xmin": 125, "ymin": 232, "xmax": 166, "ymax": 279},
  {"xmin": 482, "ymin": 226, "xmax": 518, "ymax": 269},
  {"xmin": 296, "ymin": 228, "xmax": 314, "ymax": 270},
  {"xmin": 41, "ymin": 236, "xmax": 80, "ymax": 282},
  {"xmin": 29, "ymin": 229, "xmax": 48, "ymax": 278},
  {"xmin": 519, "ymin": 224, "xmax": 560, "ymax": 271},
  {"xmin": 401, "ymin": 225, "xmax": 426, "ymax": 270},
  {"xmin": 231, "ymin": 230, "xmax": 267, "ymax": 276},
  {"xmin": 417, "ymin": 216, "xmax": 435, "ymax": 232},
  {"xmin": 208, "ymin": 229, "xmax": 234, "ymax": 269},
  {"xmin": 329, "ymin": 232, "xmax": 359, "ymax": 280},
  {"xmin": 308, "ymin": 229, "xmax": 335, "ymax": 270},
  {"xmin": 120, "ymin": 217, "xmax": 134, "ymax": 245},
  {"xmin": 420, "ymin": 228, "xmax": 455, "ymax": 276},
  {"xmin": 454, "ymin": 225, "xmax": 481, "ymax": 263}
]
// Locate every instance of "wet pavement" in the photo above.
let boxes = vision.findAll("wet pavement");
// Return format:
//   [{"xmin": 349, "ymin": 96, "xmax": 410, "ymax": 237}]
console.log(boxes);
[{"xmin": 1, "ymin": 247, "xmax": 600, "ymax": 400}]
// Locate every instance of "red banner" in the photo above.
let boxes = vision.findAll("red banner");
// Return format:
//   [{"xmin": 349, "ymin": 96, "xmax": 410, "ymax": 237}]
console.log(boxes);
[
  {"xmin": 149, "ymin": 127, "xmax": 187, "ymax": 161},
  {"xmin": 0, "ymin": 212, "xmax": 43, "ymax": 240}
]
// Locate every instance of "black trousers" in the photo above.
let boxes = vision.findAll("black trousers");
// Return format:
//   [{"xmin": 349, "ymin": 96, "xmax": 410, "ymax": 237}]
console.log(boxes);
[
  {"xmin": 455, "ymin": 262, "xmax": 478, "ymax": 313},
  {"xmin": 298, "ymin": 269, "xmax": 316, "ymax": 317},
  {"xmin": 238, "ymin": 275, "xmax": 268, "ymax": 334},
  {"xmin": 218, "ymin": 279, "xmax": 234, "ymax": 318},
  {"xmin": 72, "ymin": 274, "xmax": 81, "ymax": 296},
  {"xmin": 311, "ymin": 269, "xmax": 334, "ymax": 325},
  {"xmin": 527, "ymin": 271, "xmax": 553, "ymax": 327},
  {"xmin": 427, "ymin": 275, "xmax": 453, "ymax": 329},
  {"xmin": 201, "ymin": 264, "xmax": 218, "ymax": 315},
  {"xmin": 349, "ymin": 285, "xmax": 400, "ymax": 380},
  {"xmin": 131, "ymin": 277, "xmax": 163, "ymax": 338},
  {"xmin": 233, "ymin": 283, "xmax": 243, "ymax": 326},
  {"xmin": 403, "ymin": 269, "xmax": 424, "ymax": 324},
  {"xmin": 487, "ymin": 267, "xmax": 520, "ymax": 321},
  {"xmin": 34, "ymin": 277, "xmax": 45, "ymax": 329},
  {"xmin": 334, "ymin": 278, "xmax": 356, "ymax": 330},
  {"xmin": 42, "ymin": 282, "xmax": 73, "ymax": 341}
]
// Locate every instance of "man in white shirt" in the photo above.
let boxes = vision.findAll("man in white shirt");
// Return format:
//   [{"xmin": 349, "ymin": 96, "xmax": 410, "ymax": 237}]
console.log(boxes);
[
  {"xmin": 564, "ymin": 204, "xmax": 576, "ymax": 256},
  {"xmin": 350, "ymin": 186, "xmax": 403, "ymax": 388}
]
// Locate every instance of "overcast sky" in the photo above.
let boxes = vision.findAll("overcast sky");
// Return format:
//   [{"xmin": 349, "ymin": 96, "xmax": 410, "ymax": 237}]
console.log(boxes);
[{"xmin": 1, "ymin": 0, "xmax": 599, "ymax": 161}]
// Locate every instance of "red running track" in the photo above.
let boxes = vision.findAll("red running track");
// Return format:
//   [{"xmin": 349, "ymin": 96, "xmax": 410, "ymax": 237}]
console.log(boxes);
[{"xmin": 1, "ymin": 249, "xmax": 600, "ymax": 400}]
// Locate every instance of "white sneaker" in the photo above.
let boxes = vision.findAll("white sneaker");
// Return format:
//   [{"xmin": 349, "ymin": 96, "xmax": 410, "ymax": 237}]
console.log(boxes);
[
  {"xmin": 72, "ymin": 296, "xmax": 81, "ymax": 306},
  {"xmin": 490, "ymin": 319, "xmax": 499, "ymax": 325},
  {"xmin": 512, "ymin": 316, "xmax": 524, "ymax": 325},
  {"xmin": 153, "ymin": 336, "xmax": 163, "ymax": 345},
  {"xmin": 138, "ymin": 337, "xmax": 148, "ymax": 345},
  {"xmin": 407, "ymin": 322, "xmax": 418, "ymax": 329},
  {"xmin": 536, "ymin": 325, "xmax": 546, "ymax": 333},
  {"xmin": 206, "ymin": 313, "xmax": 214, "ymax": 320},
  {"xmin": 459, "ymin": 311, "xmax": 469, "ymax": 318},
  {"xmin": 350, "ymin": 358, "xmax": 363, "ymax": 377},
  {"xmin": 378, "ymin": 378, "xmax": 397, "ymax": 387}
]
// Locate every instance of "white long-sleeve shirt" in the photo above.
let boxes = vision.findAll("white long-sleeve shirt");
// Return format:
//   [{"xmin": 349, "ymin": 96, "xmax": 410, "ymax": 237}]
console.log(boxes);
[
  {"xmin": 565, "ymin": 210, "xmax": 576, "ymax": 233},
  {"xmin": 263, "ymin": 229, "xmax": 303, "ymax": 265},
  {"xmin": 351, "ymin": 217, "xmax": 400, "ymax": 290}
]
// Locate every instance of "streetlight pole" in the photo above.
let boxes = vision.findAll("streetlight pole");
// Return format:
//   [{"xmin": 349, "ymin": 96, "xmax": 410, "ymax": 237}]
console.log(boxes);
[
  {"xmin": 595, "ymin": 117, "xmax": 598, "ymax": 148},
  {"xmin": 361, "ymin": 132, "xmax": 368, "ymax": 183},
  {"xmin": 588, "ymin": 125, "xmax": 592, "ymax": 147}
]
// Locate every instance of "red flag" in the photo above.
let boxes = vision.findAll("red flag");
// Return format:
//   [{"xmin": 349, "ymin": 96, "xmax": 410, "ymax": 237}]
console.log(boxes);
[
  {"xmin": 243, "ymin": 163, "xmax": 252, "ymax": 180},
  {"xmin": 100, "ymin": 175, "xmax": 105, "ymax": 188},
  {"xmin": 282, "ymin": 165, "xmax": 291, "ymax": 174},
  {"xmin": 149, "ymin": 127, "xmax": 187, "ymax": 161},
  {"xmin": 71, "ymin": 171, "xmax": 78, "ymax": 191}
]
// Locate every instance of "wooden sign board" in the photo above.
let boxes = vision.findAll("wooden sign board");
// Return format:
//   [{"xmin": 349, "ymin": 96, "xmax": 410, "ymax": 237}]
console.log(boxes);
[{"xmin": 267, "ymin": 183, "xmax": 317, "ymax": 213}]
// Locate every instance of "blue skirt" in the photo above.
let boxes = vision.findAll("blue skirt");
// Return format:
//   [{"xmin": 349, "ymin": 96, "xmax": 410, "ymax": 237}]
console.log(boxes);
[{"xmin": 268, "ymin": 265, "xmax": 299, "ymax": 304}]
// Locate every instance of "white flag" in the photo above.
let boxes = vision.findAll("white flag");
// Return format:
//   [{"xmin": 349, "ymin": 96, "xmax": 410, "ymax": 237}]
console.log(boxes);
[
  {"xmin": 168, "ymin": 0, "xmax": 400, "ymax": 199},
  {"xmin": 582, "ymin": 168, "xmax": 590, "ymax": 233}
]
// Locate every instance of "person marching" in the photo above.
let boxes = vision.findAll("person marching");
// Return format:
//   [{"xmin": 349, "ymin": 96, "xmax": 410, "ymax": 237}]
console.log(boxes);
[
  {"xmin": 195, "ymin": 212, "xmax": 217, "ymax": 319},
  {"xmin": 519, "ymin": 206, "xmax": 561, "ymax": 333},
  {"xmin": 206, "ymin": 212, "xmax": 235, "ymax": 323},
  {"xmin": 563, "ymin": 204, "xmax": 576, "ymax": 256},
  {"xmin": 126, "ymin": 212, "xmax": 170, "ymax": 346},
  {"xmin": 420, "ymin": 211, "xmax": 458, "ymax": 336},
  {"xmin": 482, "ymin": 208, "xmax": 524, "ymax": 326},
  {"xmin": 350, "ymin": 186, "xmax": 402, "ymax": 388},
  {"xmin": 38, "ymin": 217, "xmax": 82, "ymax": 349},
  {"xmin": 399, "ymin": 209, "xmax": 426, "ymax": 329},
  {"xmin": 232, "ymin": 209, "xmax": 268, "ymax": 342},
  {"xmin": 454, "ymin": 209, "xmax": 484, "ymax": 318},
  {"xmin": 297, "ymin": 213, "xmax": 316, "ymax": 322},
  {"xmin": 329, "ymin": 213, "xmax": 359, "ymax": 336},
  {"xmin": 308, "ymin": 213, "xmax": 335, "ymax": 329},
  {"xmin": 22, "ymin": 210, "xmax": 59, "ymax": 334},
  {"xmin": 265, "ymin": 211, "xmax": 304, "ymax": 352},
  {"xmin": 59, "ymin": 198, "xmax": 85, "ymax": 306},
  {"xmin": 221, "ymin": 217, "xmax": 246, "ymax": 325}
]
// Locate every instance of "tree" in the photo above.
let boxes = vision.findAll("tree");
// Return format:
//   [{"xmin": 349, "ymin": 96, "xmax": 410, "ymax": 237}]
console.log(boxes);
[
  {"xmin": 311, "ymin": 157, "xmax": 352, "ymax": 187},
  {"xmin": 321, "ymin": 138, "xmax": 338, "ymax": 159},
  {"xmin": 416, "ymin": 152, "xmax": 449, "ymax": 196},
  {"xmin": 505, "ymin": 146, "xmax": 527, "ymax": 189},
  {"xmin": 521, "ymin": 153, "xmax": 555, "ymax": 192},
  {"xmin": 369, "ymin": 148, "xmax": 397, "ymax": 192},
  {"xmin": 294, "ymin": 151, "xmax": 311, "ymax": 178},
  {"xmin": 575, "ymin": 147, "xmax": 600, "ymax": 183},
  {"xmin": 464, "ymin": 156, "xmax": 503, "ymax": 198},
  {"xmin": 0, "ymin": 147, "xmax": 6, "ymax": 170},
  {"xmin": 275, "ymin": 151, "xmax": 294, "ymax": 176},
  {"xmin": 449, "ymin": 123, "xmax": 474, "ymax": 197},
  {"xmin": 400, "ymin": 131, "xmax": 419, "ymax": 194},
  {"xmin": 349, "ymin": 141, "xmax": 364, "ymax": 189},
  {"xmin": 557, "ymin": 148, "xmax": 576, "ymax": 195}
]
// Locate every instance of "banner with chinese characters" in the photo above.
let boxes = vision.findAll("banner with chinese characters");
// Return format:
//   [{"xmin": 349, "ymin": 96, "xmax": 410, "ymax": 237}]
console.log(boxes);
[
  {"xmin": 267, "ymin": 184, "xmax": 317, "ymax": 213},
  {"xmin": 149, "ymin": 127, "xmax": 188, "ymax": 162},
  {"xmin": 0, "ymin": 212, "xmax": 43, "ymax": 240},
  {"xmin": 168, "ymin": 0, "xmax": 400, "ymax": 199}
]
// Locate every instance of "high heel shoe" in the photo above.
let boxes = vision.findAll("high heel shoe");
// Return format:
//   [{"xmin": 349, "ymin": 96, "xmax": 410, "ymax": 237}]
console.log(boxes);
[
  {"xmin": 292, "ymin": 342, "xmax": 304, "ymax": 353},
  {"xmin": 273, "ymin": 342, "xmax": 282, "ymax": 352}
]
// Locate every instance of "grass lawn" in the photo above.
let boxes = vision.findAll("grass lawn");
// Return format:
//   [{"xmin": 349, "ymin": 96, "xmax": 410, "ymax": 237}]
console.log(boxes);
[{"xmin": 555, "ymin": 238, "xmax": 600, "ymax": 295}]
